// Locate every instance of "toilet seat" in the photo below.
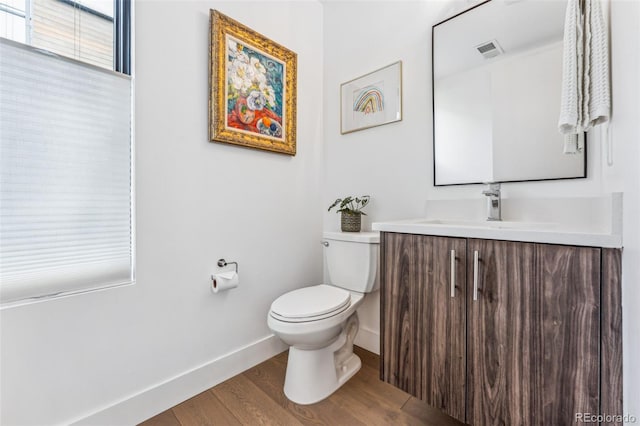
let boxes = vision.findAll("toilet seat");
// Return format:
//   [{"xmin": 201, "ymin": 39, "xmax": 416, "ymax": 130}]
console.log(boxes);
[{"xmin": 270, "ymin": 284, "xmax": 351, "ymax": 323}]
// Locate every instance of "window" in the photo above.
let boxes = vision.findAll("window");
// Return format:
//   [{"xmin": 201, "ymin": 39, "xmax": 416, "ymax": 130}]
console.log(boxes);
[
  {"xmin": 0, "ymin": 0, "xmax": 27, "ymax": 44},
  {"xmin": 0, "ymin": 0, "xmax": 129, "ymax": 71},
  {"xmin": 0, "ymin": 0, "xmax": 132, "ymax": 306}
]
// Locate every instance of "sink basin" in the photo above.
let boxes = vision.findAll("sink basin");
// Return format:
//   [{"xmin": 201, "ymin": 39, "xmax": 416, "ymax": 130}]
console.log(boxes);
[{"xmin": 414, "ymin": 219, "xmax": 557, "ymax": 230}]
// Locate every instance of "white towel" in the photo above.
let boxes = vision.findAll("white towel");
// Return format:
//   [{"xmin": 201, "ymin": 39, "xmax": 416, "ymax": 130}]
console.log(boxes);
[
  {"xmin": 558, "ymin": 0, "xmax": 610, "ymax": 154},
  {"xmin": 585, "ymin": 0, "xmax": 611, "ymax": 126},
  {"xmin": 559, "ymin": 0, "xmax": 584, "ymax": 139}
]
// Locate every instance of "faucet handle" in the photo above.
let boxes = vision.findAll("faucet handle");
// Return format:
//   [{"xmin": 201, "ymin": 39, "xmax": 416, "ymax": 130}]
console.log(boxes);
[
  {"xmin": 482, "ymin": 182, "xmax": 502, "ymax": 221},
  {"xmin": 482, "ymin": 182, "xmax": 501, "ymax": 196},
  {"xmin": 484, "ymin": 182, "xmax": 500, "ymax": 189}
]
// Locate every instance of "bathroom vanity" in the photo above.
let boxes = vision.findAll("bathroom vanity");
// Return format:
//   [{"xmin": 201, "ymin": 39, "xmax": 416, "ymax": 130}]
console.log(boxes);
[
  {"xmin": 398, "ymin": 0, "xmax": 623, "ymax": 421},
  {"xmin": 372, "ymin": 220, "xmax": 622, "ymax": 425}
]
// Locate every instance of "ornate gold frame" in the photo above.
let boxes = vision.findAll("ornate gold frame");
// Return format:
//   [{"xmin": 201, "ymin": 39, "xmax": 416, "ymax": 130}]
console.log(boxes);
[{"xmin": 209, "ymin": 10, "xmax": 297, "ymax": 155}]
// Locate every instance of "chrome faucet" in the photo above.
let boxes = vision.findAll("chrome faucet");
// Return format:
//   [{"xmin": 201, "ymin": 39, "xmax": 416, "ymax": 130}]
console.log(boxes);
[{"xmin": 482, "ymin": 183, "xmax": 501, "ymax": 221}]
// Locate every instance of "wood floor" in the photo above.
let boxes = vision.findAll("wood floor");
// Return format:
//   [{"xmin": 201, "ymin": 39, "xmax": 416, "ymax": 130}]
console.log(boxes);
[{"xmin": 140, "ymin": 346, "xmax": 464, "ymax": 426}]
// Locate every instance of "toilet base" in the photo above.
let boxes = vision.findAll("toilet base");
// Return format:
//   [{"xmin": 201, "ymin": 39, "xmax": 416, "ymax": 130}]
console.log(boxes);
[{"xmin": 283, "ymin": 313, "xmax": 361, "ymax": 405}]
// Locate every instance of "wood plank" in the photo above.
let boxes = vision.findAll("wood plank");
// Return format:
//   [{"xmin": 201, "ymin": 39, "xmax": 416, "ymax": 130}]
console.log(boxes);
[
  {"xmin": 273, "ymin": 349, "xmax": 289, "ymax": 364},
  {"xmin": 601, "ymin": 248, "xmax": 623, "ymax": 426},
  {"xmin": 354, "ymin": 345, "xmax": 379, "ymax": 370},
  {"xmin": 172, "ymin": 389, "xmax": 241, "ymax": 426},
  {"xmin": 466, "ymin": 239, "xmax": 537, "ymax": 425},
  {"xmin": 354, "ymin": 363, "xmax": 413, "ymax": 409},
  {"xmin": 260, "ymin": 346, "xmax": 426, "ymax": 424},
  {"xmin": 537, "ymin": 244, "xmax": 601, "ymax": 425},
  {"xmin": 329, "ymin": 370, "xmax": 423, "ymax": 426},
  {"xmin": 243, "ymin": 357, "xmax": 364, "ymax": 425},
  {"xmin": 401, "ymin": 397, "xmax": 465, "ymax": 426},
  {"xmin": 140, "ymin": 347, "xmax": 464, "ymax": 425},
  {"xmin": 269, "ymin": 347, "xmax": 422, "ymax": 425},
  {"xmin": 210, "ymin": 373, "xmax": 303, "ymax": 425},
  {"xmin": 139, "ymin": 409, "xmax": 181, "ymax": 426}
]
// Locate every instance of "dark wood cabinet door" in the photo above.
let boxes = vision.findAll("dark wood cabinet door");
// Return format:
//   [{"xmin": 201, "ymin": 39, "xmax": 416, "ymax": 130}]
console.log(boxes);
[
  {"xmin": 467, "ymin": 239, "xmax": 601, "ymax": 425},
  {"xmin": 466, "ymin": 238, "xmax": 537, "ymax": 426},
  {"xmin": 381, "ymin": 232, "xmax": 466, "ymax": 422},
  {"xmin": 417, "ymin": 234, "xmax": 467, "ymax": 421},
  {"xmin": 536, "ymin": 243, "xmax": 600, "ymax": 425},
  {"xmin": 381, "ymin": 232, "xmax": 419, "ymax": 395}
]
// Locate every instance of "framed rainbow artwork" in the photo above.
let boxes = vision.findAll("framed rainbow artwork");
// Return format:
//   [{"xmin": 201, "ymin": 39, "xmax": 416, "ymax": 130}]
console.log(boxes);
[{"xmin": 340, "ymin": 61, "xmax": 402, "ymax": 134}]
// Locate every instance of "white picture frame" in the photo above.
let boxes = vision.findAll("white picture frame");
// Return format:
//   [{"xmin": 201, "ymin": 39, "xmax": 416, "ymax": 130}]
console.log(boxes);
[{"xmin": 340, "ymin": 61, "xmax": 402, "ymax": 134}]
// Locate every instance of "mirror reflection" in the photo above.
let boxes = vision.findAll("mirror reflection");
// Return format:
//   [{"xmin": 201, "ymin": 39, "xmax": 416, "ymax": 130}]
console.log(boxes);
[{"xmin": 432, "ymin": 0, "xmax": 586, "ymax": 186}]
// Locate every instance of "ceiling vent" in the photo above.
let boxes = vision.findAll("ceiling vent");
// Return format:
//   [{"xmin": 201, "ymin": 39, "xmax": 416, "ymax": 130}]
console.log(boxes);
[{"xmin": 475, "ymin": 39, "xmax": 504, "ymax": 59}]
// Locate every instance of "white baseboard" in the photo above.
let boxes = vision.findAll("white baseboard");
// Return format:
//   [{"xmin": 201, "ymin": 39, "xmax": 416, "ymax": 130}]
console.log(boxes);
[
  {"xmin": 354, "ymin": 326, "xmax": 380, "ymax": 355},
  {"xmin": 70, "ymin": 334, "xmax": 287, "ymax": 426}
]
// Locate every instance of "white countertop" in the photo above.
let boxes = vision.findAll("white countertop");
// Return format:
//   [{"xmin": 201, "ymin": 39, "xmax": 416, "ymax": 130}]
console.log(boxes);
[{"xmin": 372, "ymin": 217, "xmax": 623, "ymax": 248}]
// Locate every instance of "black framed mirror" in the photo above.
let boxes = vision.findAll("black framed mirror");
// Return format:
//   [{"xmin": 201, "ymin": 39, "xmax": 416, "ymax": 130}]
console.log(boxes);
[{"xmin": 432, "ymin": 0, "xmax": 587, "ymax": 186}]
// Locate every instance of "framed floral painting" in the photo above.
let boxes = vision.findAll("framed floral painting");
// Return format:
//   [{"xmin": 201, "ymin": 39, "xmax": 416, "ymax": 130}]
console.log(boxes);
[
  {"xmin": 209, "ymin": 10, "xmax": 297, "ymax": 155},
  {"xmin": 340, "ymin": 61, "xmax": 402, "ymax": 134}
]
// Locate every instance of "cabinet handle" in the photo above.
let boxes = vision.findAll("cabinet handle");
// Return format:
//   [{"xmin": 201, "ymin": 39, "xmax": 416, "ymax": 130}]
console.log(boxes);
[
  {"xmin": 450, "ymin": 249, "xmax": 456, "ymax": 298},
  {"xmin": 473, "ymin": 250, "xmax": 479, "ymax": 301}
]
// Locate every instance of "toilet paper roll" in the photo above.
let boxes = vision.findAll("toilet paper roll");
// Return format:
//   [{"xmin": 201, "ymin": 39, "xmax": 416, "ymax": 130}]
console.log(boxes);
[{"xmin": 211, "ymin": 271, "xmax": 239, "ymax": 293}]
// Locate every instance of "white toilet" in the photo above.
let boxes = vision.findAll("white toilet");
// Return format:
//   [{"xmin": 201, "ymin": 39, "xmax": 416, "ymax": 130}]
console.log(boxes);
[{"xmin": 267, "ymin": 231, "xmax": 379, "ymax": 405}]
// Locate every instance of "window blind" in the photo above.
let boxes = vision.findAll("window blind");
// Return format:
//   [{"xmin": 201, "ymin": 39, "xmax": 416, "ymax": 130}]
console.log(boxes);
[{"xmin": 0, "ymin": 38, "xmax": 133, "ymax": 305}]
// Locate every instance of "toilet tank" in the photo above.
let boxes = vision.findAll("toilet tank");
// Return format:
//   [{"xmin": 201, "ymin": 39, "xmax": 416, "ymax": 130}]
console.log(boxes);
[{"xmin": 322, "ymin": 231, "xmax": 379, "ymax": 293}]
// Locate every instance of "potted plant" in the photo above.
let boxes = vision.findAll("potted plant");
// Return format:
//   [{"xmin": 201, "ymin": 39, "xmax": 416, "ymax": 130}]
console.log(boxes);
[{"xmin": 328, "ymin": 195, "xmax": 370, "ymax": 232}]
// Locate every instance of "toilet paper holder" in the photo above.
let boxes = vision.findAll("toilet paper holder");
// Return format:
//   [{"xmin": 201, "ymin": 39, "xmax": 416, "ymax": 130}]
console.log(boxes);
[{"xmin": 217, "ymin": 258, "xmax": 238, "ymax": 273}]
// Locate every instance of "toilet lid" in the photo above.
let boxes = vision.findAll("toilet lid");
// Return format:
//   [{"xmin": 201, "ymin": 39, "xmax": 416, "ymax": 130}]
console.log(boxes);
[{"xmin": 270, "ymin": 284, "xmax": 351, "ymax": 319}]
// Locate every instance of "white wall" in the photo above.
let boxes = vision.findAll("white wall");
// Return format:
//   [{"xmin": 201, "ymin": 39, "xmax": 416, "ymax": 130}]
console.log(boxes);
[
  {"xmin": 610, "ymin": 0, "xmax": 640, "ymax": 419},
  {"xmin": 323, "ymin": 0, "xmax": 639, "ymax": 417},
  {"xmin": 323, "ymin": 1, "xmax": 451, "ymax": 353},
  {"xmin": 323, "ymin": 0, "xmax": 448, "ymax": 228},
  {"xmin": 0, "ymin": 1, "xmax": 324, "ymax": 424}
]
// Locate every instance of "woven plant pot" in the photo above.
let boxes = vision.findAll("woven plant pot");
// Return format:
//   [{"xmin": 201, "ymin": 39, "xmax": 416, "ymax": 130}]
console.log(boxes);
[{"xmin": 341, "ymin": 212, "xmax": 362, "ymax": 232}]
